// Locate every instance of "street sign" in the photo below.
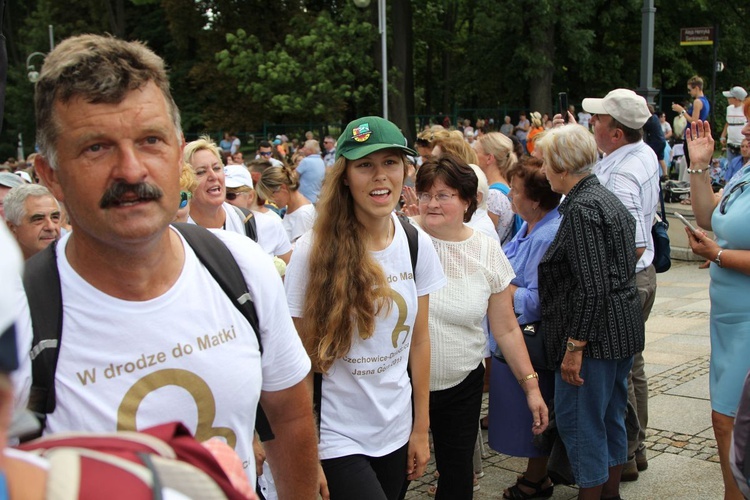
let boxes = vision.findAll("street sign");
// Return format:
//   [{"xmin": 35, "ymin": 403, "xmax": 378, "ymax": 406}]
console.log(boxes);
[{"xmin": 680, "ymin": 27, "xmax": 714, "ymax": 46}]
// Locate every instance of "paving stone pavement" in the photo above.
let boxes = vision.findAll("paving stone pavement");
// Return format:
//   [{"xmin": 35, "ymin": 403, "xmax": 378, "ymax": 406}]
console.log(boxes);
[{"xmin": 405, "ymin": 261, "xmax": 725, "ymax": 499}]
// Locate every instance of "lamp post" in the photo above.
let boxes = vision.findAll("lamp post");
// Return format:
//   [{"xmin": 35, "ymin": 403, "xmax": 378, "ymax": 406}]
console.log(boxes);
[
  {"xmin": 354, "ymin": 0, "xmax": 388, "ymax": 120},
  {"xmin": 26, "ymin": 52, "xmax": 46, "ymax": 83},
  {"xmin": 26, "ymin": 25, "xmax": 55, "ymax": 83}
]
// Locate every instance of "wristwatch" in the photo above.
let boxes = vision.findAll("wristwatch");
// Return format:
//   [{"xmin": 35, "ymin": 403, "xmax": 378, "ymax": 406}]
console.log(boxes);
[{"xmin": 566, "ymin": 341, "xmax": 585, "ymax": 352}]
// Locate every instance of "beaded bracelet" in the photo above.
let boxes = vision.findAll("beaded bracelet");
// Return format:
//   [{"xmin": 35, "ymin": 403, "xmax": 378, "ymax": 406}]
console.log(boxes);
[
  {"xmin": 518, "ymin": 372, "xmax": 539, "ymax": 385},
  {"xmin": 686, "ymin": 167, "xmax": 707, "ymax": 174}
]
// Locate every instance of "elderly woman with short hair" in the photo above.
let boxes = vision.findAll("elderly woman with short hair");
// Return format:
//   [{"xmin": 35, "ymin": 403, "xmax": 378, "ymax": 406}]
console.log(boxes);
[{"xmin": 535, "ymin": 125, "xmax": 644, "ymax": 500}]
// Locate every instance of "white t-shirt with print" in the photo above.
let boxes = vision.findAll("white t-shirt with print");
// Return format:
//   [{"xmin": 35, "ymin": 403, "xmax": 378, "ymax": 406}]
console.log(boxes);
[
  {"xmin": 425, "ymin": 228, "xmax": 514, "ymax": 391},
  {"xmin": 15, "ymin": 228, "xmax": 310, "ymax": 486},
  {"xmin": 285, "ymin": 214, "xmax": 446, "ymax": 459},
  {"xmin": 254, "ymin": 210, "xmax": 292, "ymax": 257},
  {"xmin": 283, "ymin": 204, "xmax": 316, "ymax": 244}
]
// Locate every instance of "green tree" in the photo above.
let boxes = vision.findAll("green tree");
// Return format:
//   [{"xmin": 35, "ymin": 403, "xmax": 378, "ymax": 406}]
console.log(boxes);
[{"xmin": 216, "ymin": 6, "xmax": 380, "ymax": 127}]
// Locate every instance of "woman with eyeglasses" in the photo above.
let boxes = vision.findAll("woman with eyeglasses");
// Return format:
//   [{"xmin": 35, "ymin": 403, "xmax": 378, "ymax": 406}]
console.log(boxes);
[
  {"xmin": 411, "ymin": 154, "xmax": 548, "ymax": 499},
  {"xmin": 684, "ymin": 100, "xmax": 750, "ymax": 500},
  {"xmin": 255, "ymin": 165, "xmax": 315, "ymax": 245},
  {"xmin": 284, "ymin": 116, "xmax": 446, "ymax": 499}
]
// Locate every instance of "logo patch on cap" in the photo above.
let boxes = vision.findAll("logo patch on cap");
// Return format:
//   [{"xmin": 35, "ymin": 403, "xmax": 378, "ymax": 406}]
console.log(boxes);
[{"xmin": 352, "ymin": 123, "xmax": 371, "ymax": 142}]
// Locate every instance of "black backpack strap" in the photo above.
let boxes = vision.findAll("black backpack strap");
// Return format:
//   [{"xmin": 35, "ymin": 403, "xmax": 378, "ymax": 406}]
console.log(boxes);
[
  {"xmin": 23, "ymin": 242, "xmax": 63, "ymax": 439},
  {"xmin": 398, "ymin": 217, "xmax": 418, "ymax": 275},
  {"xmin": 231, "ymin": 205, "xmax": 258, "ymax": 242},
  {"xmin": 312, "ymin": 372, "xmax": 323, "ymax": 434},
  {"xmin": 173, "ymin": 223, "xmax": 273, "ymax": 441}
]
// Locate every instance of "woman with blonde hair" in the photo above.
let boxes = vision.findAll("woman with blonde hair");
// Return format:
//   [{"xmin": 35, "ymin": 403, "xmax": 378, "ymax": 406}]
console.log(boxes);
[
  {"xmin": 430, "ymin": 129, "xmax": 479, "ymax": 165},
  {"xmin": 526, "ymin": 112, "xmax": 544, "ymax": 155},
  {"xmin": 284, "ymin": 116, "xmax": 446, "ymax": 499},
  {"xmin": 255, "ymin": 164, "xmax": 315, "ymax": 244},
  {"xmin": 475, "ymin": 132, "xmax": 520, "ymax": 244},
  {"xmin": 183, "ymin": 136, "xmax": 250, "ymax": 234}
]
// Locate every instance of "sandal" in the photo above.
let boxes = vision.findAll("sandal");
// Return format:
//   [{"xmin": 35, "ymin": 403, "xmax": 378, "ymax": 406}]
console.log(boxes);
[{"xmin": 503, "ymin": 475, "xmax": 554, "ymax": 499}]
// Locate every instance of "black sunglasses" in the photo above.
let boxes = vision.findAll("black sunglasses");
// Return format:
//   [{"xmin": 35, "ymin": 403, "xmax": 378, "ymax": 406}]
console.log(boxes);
[{"xmin": 226, "ymin": 192, "xmax": 239, "ymax": 201}]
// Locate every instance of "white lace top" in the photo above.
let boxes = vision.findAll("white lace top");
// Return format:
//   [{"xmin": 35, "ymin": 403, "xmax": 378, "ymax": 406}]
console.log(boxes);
[{"xmin": 426, "ymin": 229, "xmax": 514, "ymax": 390}]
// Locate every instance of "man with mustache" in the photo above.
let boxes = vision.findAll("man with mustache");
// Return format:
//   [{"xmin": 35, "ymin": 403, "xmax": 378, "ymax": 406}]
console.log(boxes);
[{"xmin": 15, "ymin": 34, "xmax": 318, "ymax": 498}]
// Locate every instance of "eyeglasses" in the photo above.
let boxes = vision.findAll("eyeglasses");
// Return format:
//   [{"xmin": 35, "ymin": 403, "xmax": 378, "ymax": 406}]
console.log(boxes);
[
  {"xmin": 259, "ymin": 151, "xmax": 272, "ymax": 157},
  {"xmin": 417, "ymin": 192, "xmax": 457, "ymax": 204},
  {"xmin": 179, "ymin": 191, "xmax": 192, "ymax": 209},
  {"xmin": 720, "ymin": 181, "xmax": 747, "ymax": 215},
  {"xmin": 226, "ymin": 192, "xmax": 239, "ymax": 201}
]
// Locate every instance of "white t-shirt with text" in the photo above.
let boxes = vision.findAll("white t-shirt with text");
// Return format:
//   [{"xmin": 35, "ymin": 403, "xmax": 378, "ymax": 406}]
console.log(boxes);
[
  {"xmin": 285, "ymin": 215, "xmax": 446, "ymax": 459},
  {"xmin": 14, "ymin": 229, "xmax": 310, "ymax": 486}
]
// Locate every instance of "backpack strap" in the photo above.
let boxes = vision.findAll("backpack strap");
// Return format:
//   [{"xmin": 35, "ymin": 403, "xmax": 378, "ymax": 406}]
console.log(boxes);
[
  {"xmin": 398, "ymin": 217, "xmax": 418, "ymax": 275},
  {"xmin": 24, "ymin": 226, "xmax": 274, "ymax": 442},
  {"xmin": 230, "ymin": 205, "xmax": 258, "ymax": 242},
  {"xmin": 24, "ymin": 242, "xmax": 63, "ymax": 436},
  {"xmin": 172, "ymin": 223, "xmax": 273, "ymax": 441}
]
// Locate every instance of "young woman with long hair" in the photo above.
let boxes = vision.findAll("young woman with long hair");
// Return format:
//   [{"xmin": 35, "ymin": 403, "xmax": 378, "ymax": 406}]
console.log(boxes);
[{"xmin": 284, "ymin": 117, "xmax": 446, "ymax": 499}]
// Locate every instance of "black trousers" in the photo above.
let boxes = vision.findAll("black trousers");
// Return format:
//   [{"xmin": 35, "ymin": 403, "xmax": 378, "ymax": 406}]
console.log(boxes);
[
  {"xmin": 430, "ymin": 363, "xmax": 485, "ymax": 500},
  {"xmin": 322, "ymin": 442, "xmax": 408, "ymax": 500}
]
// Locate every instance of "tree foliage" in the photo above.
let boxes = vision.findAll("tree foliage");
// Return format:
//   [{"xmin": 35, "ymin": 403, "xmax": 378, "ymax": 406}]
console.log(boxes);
[
  {"xmin": 2, "ymin": 0, "xmax": 749, "ymax": 159},
  {"xmin": 217, "ymin": 6, "xmax": 380, "ymax": 126}
]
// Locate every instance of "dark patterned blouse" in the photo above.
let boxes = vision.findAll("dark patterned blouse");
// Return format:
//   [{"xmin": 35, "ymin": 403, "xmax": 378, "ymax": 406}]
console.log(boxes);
[{"xmin": 539, "ymin": 174, "xmax": 645, "ymax": 367}]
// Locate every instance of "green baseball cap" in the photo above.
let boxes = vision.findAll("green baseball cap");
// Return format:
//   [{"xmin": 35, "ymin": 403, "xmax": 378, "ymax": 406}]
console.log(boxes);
[{"xmin": 336, "ymin": 116, "xmax": 418, "ymax": 161}]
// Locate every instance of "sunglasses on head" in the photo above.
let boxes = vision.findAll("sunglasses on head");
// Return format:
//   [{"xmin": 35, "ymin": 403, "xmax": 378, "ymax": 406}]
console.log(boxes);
[{"xmin": 179, "ymin": 191, "xmax": 192, "ymax": 209}]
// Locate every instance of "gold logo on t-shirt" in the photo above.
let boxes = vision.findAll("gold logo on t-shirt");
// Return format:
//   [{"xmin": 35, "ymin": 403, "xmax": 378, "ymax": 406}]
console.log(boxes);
[{"xmin": 116, "ymin": 368, "xmax": 237, "ymax": 448}]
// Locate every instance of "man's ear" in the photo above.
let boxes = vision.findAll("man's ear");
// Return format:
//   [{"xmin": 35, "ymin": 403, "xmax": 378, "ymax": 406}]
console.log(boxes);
[
  {"xmin": 35, "ymin": 156, "xmax": 64, "ymax": 203},
  {"xmin": 6, "ymin": 219, "xmax": 17, "ymax": 235}
]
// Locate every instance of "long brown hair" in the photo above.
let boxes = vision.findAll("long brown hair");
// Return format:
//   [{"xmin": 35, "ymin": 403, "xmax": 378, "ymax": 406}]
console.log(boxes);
[{"xmin": 300, "ymin": 155, "xmax": 405, "ymax": 373}]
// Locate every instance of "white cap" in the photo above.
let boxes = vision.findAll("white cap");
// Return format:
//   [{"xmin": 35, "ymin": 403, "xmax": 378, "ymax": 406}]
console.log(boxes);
[
  {"xmin": 15, "ymin": 171, "xmax": 32, "ymax": 184},
  {"xmin": 582, "ymin": 89, "xmax": 651, "ymax": 129},
  {"xmin": 224, "ymin": 165, "xmax": 253, "ymax": 189},
  {"xmin": 722, "ymin": 86, "xmax": 747, "ymax": 101}
]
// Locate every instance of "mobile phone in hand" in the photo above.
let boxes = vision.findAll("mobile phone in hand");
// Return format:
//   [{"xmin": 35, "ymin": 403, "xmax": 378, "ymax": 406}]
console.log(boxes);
[
  {"xmin": 674, "ymin": 212, "xmax": 698, "ymax": 233},
  {"xmin": 559, "ymin": 92, "xmax": 569, "ymax": 123}
]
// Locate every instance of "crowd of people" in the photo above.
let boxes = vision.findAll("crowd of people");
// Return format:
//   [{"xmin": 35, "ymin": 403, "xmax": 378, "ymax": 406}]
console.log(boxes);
[{"xmin": 1, "ymin": 32, "xmax": 750, "ymax": 500}]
